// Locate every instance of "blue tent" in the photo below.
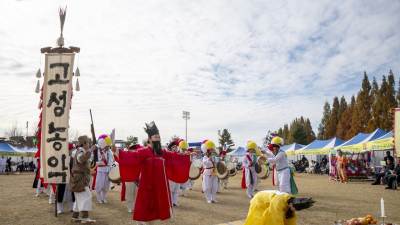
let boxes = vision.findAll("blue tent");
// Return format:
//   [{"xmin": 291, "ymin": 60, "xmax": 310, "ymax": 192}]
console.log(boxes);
[
  {"xmin": 300, "ymin": 137, "xmax": 345, "ymax": 150},
  {"xmin": 338, "ymin": 128, "xmax": 387, "ymax": 148},
  {"xmin": 227, "ymin": 146, "xmax": 246, "ymax": 156},
  {"xmin": 188, "ymin": 142, "xmax": 202, "ymax": 147},
  {"xmin": 0, "ymin": 143, "xmax": 17, "ymax": 152},
  {"xmin": 280, "ymin": 143, "xmax": 306, "ymax": 151},
  {"xmin": 373, "ymin": 130, "xmax": 393, "ymax": 141}
]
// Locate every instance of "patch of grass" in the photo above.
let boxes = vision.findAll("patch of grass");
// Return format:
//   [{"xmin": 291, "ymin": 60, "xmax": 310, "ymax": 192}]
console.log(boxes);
[{"xmin": 0, "ymin": 172, "xmax": 399, "ymax": 224}]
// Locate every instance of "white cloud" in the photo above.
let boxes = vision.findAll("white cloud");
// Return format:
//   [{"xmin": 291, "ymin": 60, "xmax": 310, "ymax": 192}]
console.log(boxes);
[{"xmin": 0, "ymin": 0, "xmax": 399, "ymax": 148}]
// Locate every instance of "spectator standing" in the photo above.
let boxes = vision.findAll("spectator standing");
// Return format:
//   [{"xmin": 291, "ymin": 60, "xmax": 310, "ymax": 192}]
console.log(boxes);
[
  {"xmin": 6, "ymin": 157, "xmax": 11, "ymax": 172},
  {"xmin": 0, "ymin": 156, "xmax": 6, "ymax": 173}
]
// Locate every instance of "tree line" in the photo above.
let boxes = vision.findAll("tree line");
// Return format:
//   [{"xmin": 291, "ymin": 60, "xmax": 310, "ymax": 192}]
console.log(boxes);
[{"xmin": 318, "ymin": 70, "xmax": 397, "ymax": 141}]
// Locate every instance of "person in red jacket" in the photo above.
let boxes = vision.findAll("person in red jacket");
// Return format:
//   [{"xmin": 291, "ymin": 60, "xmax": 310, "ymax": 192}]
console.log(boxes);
[{"xmin": 112, "ymin": 121, "xmax": 196, "ymax": 225}]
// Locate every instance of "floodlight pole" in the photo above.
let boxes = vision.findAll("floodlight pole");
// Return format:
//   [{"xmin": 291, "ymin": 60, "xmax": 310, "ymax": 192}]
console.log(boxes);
[{"xmin": 183, "ymin": 111, "xmax": 190, "ymax": 141}]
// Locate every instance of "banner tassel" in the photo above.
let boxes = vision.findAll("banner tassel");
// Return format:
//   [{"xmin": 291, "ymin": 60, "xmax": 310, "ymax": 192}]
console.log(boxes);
[
  {"xmin": 36, "ymin": 69, "xmax": 41, "ymax": 78},
  {"xmin": 35, "ymin": 80, "xmax": 40, "ymax": 93},
  {"xmin": 38, "ymin": 100, "xmax": 42, "ymax": 110},
  {"xmin": 75, "ymin": 67, "xmax": 80, "ymax": 77},
  {"xmin": 76, "ymin": 78, "xmax": 80, "ymax": 91}
]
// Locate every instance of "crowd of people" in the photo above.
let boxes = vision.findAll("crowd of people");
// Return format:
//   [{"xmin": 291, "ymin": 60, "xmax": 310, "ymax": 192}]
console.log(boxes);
[
  {"xmin": 0, "ymin": 156, "xmax": 36, "ymax": 173},
  {"xmin": 292, "ymin": 155, "xmax": 329, "ymax": 175},
  {"xmin": 28, "ymin": 122, "xmax": 315, "ymax": 224}
]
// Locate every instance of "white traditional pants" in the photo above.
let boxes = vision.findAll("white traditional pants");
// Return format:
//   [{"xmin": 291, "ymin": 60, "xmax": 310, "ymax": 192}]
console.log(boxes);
[
  {"xmin": 49, "ymin": 189, "xmax": 55, "ymax": 204},
  {"xmin": 36, "ymin": 179, "xmax": 44, "ymax": 195},
  {"xmin": 169, "ymin": 180, "xmax": 180, "ymax": 204},
  {"xmin": 220, "ymin": 178, "xmax": 228, "ymax": 188},
  {"xmin": 95, "ymin": 171, "xmax": 110, "ymax": 201},
  {"xmin": 189, "ymin": 179, "xmax": 195, "ymax": 189},
  {"xmin": 202, "ymin": 175, "xmax": 218, "ymax": 201},
  {"xmin": 245, "ymin": 168, "xmax": 258, "ymax": 197},
  {"xmin": 125, "ymin": 182, "xmax": 138, "ymax": 212},
  {"xmin": 180, "ymin": 180, "xmax": 189, "ymax": 195},
  {"xmin": 0, "ymin": 165, "xmax": 5, "ymax": 172},
  {"xmin": 73, "ymin": 186, "xmax": 92, "ymax": 212},
  {"xmin": 277, "ymin": 168, "xmax": 291, "ymax": 194},
  {"xmin": 57, "ymin": 184, "xmax": 74, "ymax": 211}
]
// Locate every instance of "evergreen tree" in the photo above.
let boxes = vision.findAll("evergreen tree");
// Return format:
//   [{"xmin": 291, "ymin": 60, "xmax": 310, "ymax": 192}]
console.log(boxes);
[
  {"xmin": 304, "ymin": 118, "xmax": 316, "ymax": 144},
  {"xmin": 124, "ymin": 135, "xmax": 138, "ymax": 147},
  {"xmin": 338, "ymin": 96, "xmax": 347, "ymax": 122},
  {"xmin": 218, "ymin": 129, "xmax": 235, "ymax": 152},
  {"xmin": 169, "ymin": 135, "xmax": 180, "ymax": 143},
  {"xmin": 358, "ymin": 72, "xmax": 372, "ymax": 132},
  {"xmin": 278, "ymin": 128, "xmax": 283, "ymax": 137},
  {"xmin": 347, "ymin": 93, "xmax": 362, "ymax": 138},
  {"xmin": 386, "ymin": 70, "xmax": 397, "ymax": 129},
  {"xmin": 289, "ymin": 123, "xmax": 308, "ymax": 145},
  {"xmin": 282, "ymin": 124, "xmax": 289, "ymax": 143},
  {"xmin": 337, "ymin": 95, "xmax": 356, "ymax": 140},
  {"xmin": 317, "ymin": 100, "xmax": 331, "ymax": 140},
  {"xmin": 367, "ymin": 77, "xmax": 380, "ymax": 132},
  {"xmin": 325, "ymin": 97, "xmax": 340, "ymax": 139}
]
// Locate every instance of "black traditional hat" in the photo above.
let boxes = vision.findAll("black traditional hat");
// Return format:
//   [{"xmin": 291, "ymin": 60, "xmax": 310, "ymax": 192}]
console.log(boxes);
[
  {"xmin": 144, "ymin": 121, "xmax": 159, "ymax": 137},
  {"xmin": 286, "ymin": 197, "xmax": 315, "ymax": 219}
]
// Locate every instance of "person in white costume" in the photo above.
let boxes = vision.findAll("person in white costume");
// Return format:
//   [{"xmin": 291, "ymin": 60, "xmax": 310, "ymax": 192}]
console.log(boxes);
[
  {"xmin": 0, "ymin": 156, "xmax": 6, "ymax": 172},
  {"xmin": 201, "ymin": 140, "xmax": 219, "ymax": 203},
  {"xmin": 264, "ymin": 137, "xmax": 297, "ymax": 195},
  {"xmin": 92, "ymin": 134, "xmax": 114, "ymax": 204},
  {"xmin": 219, "ymin": 151, "xmax": 230, "ymax": 189},
  {"xmin": 187, "ymin": 148, "xmax": 196, "ymax": 190},
  {"xmin": 167, "ymin": 141, "xmax": 181, "ymax": 206},
  {"xmin": 242, "ymin": 141, "xmax": 262, "ymax": 198}
]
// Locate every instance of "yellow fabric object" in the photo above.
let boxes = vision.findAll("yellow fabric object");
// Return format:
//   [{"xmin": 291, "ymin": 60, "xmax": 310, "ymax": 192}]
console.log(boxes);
[
  {"xmin": 247, "ymin": 141, "xmax": 257, "ymax": 150},
  {"xmin": 179, "ymin": 141, "xmax": 188, "ymax": 149},
  {"xmin": 271, "ymin": 137, "xmax": 281, "ymax": 145},
  {"xmin": 205, "ymin": 140, "xmax": 215, "ymax": 149},
  {"xmin": 104, "ymin": 137, "xmax": 112, "ymax": 146},
  {"xmin": 244, "ymin": 192, "xmax": 297, "ymax": 225}
]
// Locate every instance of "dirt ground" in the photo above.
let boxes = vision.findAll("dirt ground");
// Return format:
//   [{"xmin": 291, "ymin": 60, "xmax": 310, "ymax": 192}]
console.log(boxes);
[{"xmin": 0, "ymin": 172, "xmax": 399, "ymax": 225}]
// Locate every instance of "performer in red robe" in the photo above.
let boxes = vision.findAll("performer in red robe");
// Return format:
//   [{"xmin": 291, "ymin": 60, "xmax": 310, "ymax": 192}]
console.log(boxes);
[{"xmin": 112, "ymin": 121, "xmax": 196, "ymax": 224}]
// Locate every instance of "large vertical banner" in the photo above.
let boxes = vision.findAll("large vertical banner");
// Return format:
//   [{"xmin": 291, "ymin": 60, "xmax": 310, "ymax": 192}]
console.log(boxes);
[{"xmin": 42, "ymin": 53, "xmax": 74, "ymax": 183}]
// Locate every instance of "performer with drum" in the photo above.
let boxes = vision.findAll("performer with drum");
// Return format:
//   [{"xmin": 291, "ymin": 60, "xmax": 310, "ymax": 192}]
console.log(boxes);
[
  {"xmin": 187, "ymin": 148, "xmax": 198, "ymax": 190},
  {"xmin": 92, "ymin": 134, "xmax": 114, "ymax": 204},
  {"xmin": 167, "ymin": 141, "xmax": 181, "ymax": 206},
  {"xmin": 112, "ymin": 121, "xmax": 196, "ymax": 225},
  {"xmin": 113, "ymin": 144, "xmax": 140, "ymax": 213},
  {"xmin": 241, "ymin": 141, "xmax": 262, "ymax": 198},
  {"xmin": 265, "ymin": 137, "xmax": 298, "ymax": 195},
  {"xmin": 219, "ymin": 151, "xmax": 230, "ymax": 189},
  {"xmin": 201, "ymin": 140, "xmax": 220, "ymax": 203}
]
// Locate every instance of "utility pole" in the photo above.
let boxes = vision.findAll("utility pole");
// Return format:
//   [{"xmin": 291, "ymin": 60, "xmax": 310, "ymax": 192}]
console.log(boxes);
[{"xmin": 182, "ymin": 111, "xmax": 190, "ymax": 141}]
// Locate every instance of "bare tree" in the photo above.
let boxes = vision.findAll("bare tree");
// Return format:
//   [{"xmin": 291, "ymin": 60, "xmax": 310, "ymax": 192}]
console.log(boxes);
[
  {"xmin": 29, "ymin": 120, "xmax": 39, "ymax": 136},
  {"xmin": 69, "ymin": 129, "xmax": 81, "ymax": 142},
  {"xmin": 4, "ymin": 120, "xmax": 24, "ymax": 138},
  {"xmin": 4, "ymin": 120, "xmax": 25, "ymax": 147}
]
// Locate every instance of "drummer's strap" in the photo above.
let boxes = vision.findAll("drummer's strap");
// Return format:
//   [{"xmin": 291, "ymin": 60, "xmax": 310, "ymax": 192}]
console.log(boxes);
[{"xmin": 246, "ymin": 155, "xmax": 256, "ymax": 166}]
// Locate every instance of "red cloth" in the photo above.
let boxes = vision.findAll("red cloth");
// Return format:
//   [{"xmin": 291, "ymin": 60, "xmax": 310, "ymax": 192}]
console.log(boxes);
[
  {"xmin": 118, "ymin": 146, "xmax": 191, "ymax": 222},
  {"xmin": 241, "ymin": 155, "xmax": 254, "ymax": 189},
  {"xmin": 241, "ymin": 167, "xmax": 246, "ymax": 189}
]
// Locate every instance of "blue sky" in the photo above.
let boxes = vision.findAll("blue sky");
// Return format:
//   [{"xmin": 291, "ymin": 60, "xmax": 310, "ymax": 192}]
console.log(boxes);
[{"xmin": 0, "ymin": 0, "xmax": 399, "ymax": 148}]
